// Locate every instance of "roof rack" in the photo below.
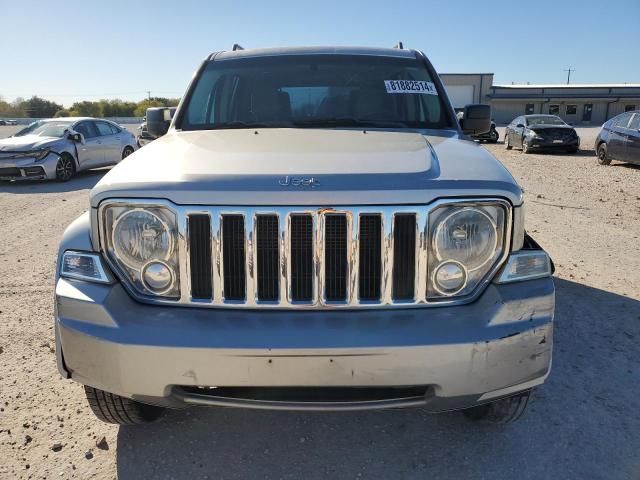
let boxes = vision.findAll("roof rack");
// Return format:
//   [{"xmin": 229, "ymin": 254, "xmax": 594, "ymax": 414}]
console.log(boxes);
[
  {"xmin": 393, "ymin": 41, "xmax": 404, "ymax": 49},
  {"xmin": 232, "ymin": 43, "xmax": 244, "ymax": 51}
]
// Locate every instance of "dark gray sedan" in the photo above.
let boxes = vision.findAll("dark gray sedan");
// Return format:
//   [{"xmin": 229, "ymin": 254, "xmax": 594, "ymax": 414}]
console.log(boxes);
[
  {"xmin": 0, "ymin": 117, "xmax": 137, "ymax": 181},
  {"xmin": 595, "ymin": 111, "xmax": 640, "ymax": 166},
  {"xmin": 505, "ymin": 115, "xmax": 579, "ymax": 153}
]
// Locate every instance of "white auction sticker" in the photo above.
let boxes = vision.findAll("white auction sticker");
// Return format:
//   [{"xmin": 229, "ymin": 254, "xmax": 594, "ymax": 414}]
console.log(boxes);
[{"xmin": 384, "ymin": 80, "xmax": 438, "ymax": 95}]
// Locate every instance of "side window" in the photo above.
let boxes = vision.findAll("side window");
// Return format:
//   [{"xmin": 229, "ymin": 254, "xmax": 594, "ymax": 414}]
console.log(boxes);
[
  {"xmin": 108, "ymin": 123, "xmax": 121, "ymax": 134},
  {"xmin": 614, "ymin": 113, "xmax": 632, "ymax": 129},
  {"xmin": 74, "ymin": 122, "xmax": 98, "ymax": 139},
  {"xmin": 628, "ymin": 114, "xmax": 640, "ymax": 130},
  {"xmin": 96, "ymin": 122, "xmax": 115, "ymax": 136}
]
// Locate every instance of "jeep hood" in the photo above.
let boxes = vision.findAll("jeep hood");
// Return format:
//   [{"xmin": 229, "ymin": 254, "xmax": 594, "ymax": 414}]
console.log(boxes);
[{"xmin": 91, "ymin": 129, "xmax": 522, "ymax": 207}]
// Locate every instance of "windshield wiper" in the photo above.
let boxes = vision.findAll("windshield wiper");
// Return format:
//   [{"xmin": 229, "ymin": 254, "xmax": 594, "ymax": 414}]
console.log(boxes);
[{"xmin": 292, "ymin": 117, "xmax": 413, "ymax": 129}]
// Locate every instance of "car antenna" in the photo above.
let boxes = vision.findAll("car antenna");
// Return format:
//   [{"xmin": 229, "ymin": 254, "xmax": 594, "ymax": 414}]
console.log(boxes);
[
  {"xmin": 232, "ymin": 43, "xmax": 244, "ymax": 51},
  {"xmin": 393, "ymin": 41, "xmax": 404, "ymax": 49}
]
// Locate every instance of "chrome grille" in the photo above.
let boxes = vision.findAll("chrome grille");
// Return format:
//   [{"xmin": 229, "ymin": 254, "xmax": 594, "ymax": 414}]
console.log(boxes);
[{"xmin": 168, "ymin": 201, "xmax": 512, "ymax": 309}]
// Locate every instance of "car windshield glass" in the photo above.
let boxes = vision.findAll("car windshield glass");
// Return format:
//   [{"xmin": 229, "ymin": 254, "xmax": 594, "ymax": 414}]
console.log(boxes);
[
  {"xmin": 30, "ymin": 122, "xmax": 74, "ymax": 137},
  {"xmin": 13, "ymin": 121, "xmax": 43, "ymax": 137},
  {"xmin": 526, "ymin": 116, "xmax": 565, "ymax": 126},
  {"xmin": 180, "ymin": 54, "xmax": 453, "ymax": 130}
]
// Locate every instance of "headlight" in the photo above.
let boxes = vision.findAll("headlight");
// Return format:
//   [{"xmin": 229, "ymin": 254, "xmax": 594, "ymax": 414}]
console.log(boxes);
[
  {"xmin": 12, "ymin": 149, "xmax": 50, "ymax": 160},
  {"xmin": 428, "ymin": 202, "xmax": 507, "ymax": 299},
  {"xmin": 101, "ymin": 203, "xmax": 180, "ymax": 298},
  {"xmin": 527, "ymin": 130, "xmax": 542, "ymax": 139}
]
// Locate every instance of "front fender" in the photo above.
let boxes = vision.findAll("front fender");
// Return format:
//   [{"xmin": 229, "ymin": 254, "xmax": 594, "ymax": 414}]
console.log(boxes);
[{"xmin": 55, "ymin": 211, "xmax": 108, "ymax": 378}]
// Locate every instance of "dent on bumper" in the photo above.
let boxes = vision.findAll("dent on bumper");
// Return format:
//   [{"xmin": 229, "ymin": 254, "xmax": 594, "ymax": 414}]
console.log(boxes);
[
  {"xmin": 0, "ymin": 153, "xmax": 59, "ymax": 180},
  {"xmin": 55, "ymin": 277, "xmax": 554, "ymax": 411}
]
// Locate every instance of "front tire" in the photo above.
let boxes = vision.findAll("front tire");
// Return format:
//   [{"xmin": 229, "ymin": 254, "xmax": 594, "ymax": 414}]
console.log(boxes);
[
  {"xmin": 463, "ymin": 389, "xmax": 532, "ymax": 424},
  {"xmin": 55, "ymin": 154, "xmax": 76, "ymax": 182},
  {"xmin": 84, "ymin": 386, "xmax": 164, "ymax": 425},
  {"xmin": 122, "ymin": 146, "xmax": 134, "ymax": 159},
  {"xmin": 597, "ymin": 143, "xmax": 611, "ymax": 165},
  {"xmin": 522, "ymin": 140, "xmax": 531, "ymax": 154},
  {"xmin": 489, "ymin": 128, "xmax": 499, "ymax": 143}
]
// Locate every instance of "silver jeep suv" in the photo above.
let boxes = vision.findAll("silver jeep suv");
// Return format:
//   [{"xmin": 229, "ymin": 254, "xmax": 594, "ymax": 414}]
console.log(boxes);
[{"xmin": 55, "ymin": 46, "xmax": 554, "ymax": 425}]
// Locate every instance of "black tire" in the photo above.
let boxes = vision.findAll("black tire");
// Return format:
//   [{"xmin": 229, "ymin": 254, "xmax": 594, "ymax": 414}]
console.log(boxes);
[
  {"xmin": 55, "ymin": 154, "xmax": 76, "ymax": 182},
  {"xmin": 122, "ymin": 146, "xmax": 134, "ymax": 159},
  {"xmin": 489, "ymin": 128, "xmax": 499, "ymax": 143},
  {"xmin": 463, "ymin": 389, "xmax": 532, "ymax": 424},
  {"xmin": 84, "ymin": 385, "xmax": 164, "ymax": 425},
  {"xmin": 597, "ymin": 143, "xmax": 611, "ymax": 165},
  {"xmin": 505, "ymin": 135, "xmax": 512, "ymax": 150}
]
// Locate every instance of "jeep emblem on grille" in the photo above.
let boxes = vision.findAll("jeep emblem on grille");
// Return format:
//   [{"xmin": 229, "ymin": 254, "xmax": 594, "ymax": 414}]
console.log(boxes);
[{"xmin": 278, "ymin": 176, "xmax": 320, "ymax": 188}]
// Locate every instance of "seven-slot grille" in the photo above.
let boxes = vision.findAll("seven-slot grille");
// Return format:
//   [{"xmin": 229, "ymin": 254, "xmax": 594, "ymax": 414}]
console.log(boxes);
[{"xmin": 184, "ymin": 207, "xmax": 428, "ymax": 308}]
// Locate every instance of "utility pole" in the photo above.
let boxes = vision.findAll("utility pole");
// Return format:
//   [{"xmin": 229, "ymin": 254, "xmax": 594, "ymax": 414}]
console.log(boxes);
[
  {"xmin": 563, "ymin": 67, "xmax": 575, "ymax": 85},
  {"xmin": 146, "ymin": 90, "xmax": 151, "ymax": 101}
]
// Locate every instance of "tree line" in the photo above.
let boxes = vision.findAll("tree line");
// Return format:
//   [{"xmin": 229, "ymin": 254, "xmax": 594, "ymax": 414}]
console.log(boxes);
[{"xmin": 0, "ymin": 96, "xmax": 181, "ymax": 119}]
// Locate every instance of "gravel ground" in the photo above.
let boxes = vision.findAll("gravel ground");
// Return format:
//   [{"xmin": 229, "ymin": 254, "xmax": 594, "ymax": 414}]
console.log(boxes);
[{"xmin": 0, "ymin": 126, "xmax": 639, "ymax": 479}]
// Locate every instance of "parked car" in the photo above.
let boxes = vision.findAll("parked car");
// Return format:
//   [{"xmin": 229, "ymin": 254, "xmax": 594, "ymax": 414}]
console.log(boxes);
[
  {"xmin": 6, "ymin": 119, "xmax": 17, "ymax": 125},
  {"xmin": 456, "ymin": 110, "xmax": 499, "ymax": 143},
  {"xmin": 595, "ymin": 110, "xmax": 640, "ymax": 166},
  {"xmin": 0, "ymin": 120, "xmax": 6, "ymax": 126},
  {"xmin": 0, "ymin": 117, "xmax": 137, "ymax": 181},
  {"xmin": 55, "ymin": 45, "xmax": 554, "ymax": 426},
  {"xmin": 505, "ymin": 115, "xmax": 579, "ymax": 153},
  {"xmin": 137, "ymin": 107, "xmax": 177, "ymax": 147}
]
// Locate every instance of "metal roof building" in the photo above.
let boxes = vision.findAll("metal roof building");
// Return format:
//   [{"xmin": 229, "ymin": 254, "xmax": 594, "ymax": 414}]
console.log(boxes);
[{"xmin": 441, "ymin": 73, "xmax": 640, "ymax": 125}]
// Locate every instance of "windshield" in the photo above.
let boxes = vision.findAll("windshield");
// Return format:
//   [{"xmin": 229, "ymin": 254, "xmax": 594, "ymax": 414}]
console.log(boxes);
[
  {"xmin": 180, "ymin": 54, "xmax": 453, "ymax": 130},
  {"xmin": 14, "ymin": 121, "xmax": 44, "ymax": 137},
  {"xmin": 526, "ymin": 116, "xmax": 566, "ymax": 126},
  {"xmin": 28, "ymin": 122, "xmax": 74, "ymax": 137}
]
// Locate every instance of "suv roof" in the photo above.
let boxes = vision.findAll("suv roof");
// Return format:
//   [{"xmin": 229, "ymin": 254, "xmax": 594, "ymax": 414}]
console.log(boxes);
[{"xmin": 212, "ymin": 46, "xmax": 418, "ymax": 61}]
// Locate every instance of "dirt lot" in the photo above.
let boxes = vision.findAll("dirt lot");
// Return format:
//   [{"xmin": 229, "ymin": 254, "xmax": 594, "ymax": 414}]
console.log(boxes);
[{"xmin": 1, "ymin": 125, "xmax": 639, "ymax": 479}]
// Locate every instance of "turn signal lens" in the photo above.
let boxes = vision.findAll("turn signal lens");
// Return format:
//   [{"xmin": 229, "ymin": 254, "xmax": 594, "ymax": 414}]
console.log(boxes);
[
  {"xmin": 60, "ymin": 251, "xmax": 111, "ymax": 284},
  {"xmin": 497, "ymin": 251, "xmax": 551, "ymax": 284}
]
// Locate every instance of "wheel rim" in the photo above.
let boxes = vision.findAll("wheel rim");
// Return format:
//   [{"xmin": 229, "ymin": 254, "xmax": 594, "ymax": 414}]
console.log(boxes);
[
  {"xmin": 123, "ymin": 148, "xmax": 133, "ymax": 159},
  {"xmin": 56, "ymin": 157, "xmax": 73, "ymax": 180},
  {"xmin": 598, "ymin": 147, "xmax": 606, "ymax": 161}
]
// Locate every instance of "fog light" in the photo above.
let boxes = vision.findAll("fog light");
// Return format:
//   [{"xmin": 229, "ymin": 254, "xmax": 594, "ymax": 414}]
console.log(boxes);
[
  {"xmin": 141, "ymin": 260, "xmax": 174, "ymax": 293},
  {"xmin": 433, "ymin": 261, "xmax": 467, "ymax": 295}
]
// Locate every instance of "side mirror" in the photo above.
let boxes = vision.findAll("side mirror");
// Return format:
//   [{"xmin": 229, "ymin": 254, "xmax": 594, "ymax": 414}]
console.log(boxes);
[
  {"xmin": 146, "ymin": 107, "xmax": 174, "ymax": 139},
  {"xmin": 459, "ymin": 104, "xmax": 491, "ymax": 135},
  {"xmin": 516, "ymin": 123, "xmax": 525, "ymax": 129},
  {"xmin": 68, "ymin": 131, "xmax": 84, "ymax": 144}
]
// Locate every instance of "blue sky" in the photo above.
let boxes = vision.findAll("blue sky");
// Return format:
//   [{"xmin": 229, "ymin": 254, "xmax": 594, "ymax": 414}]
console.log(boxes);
[{"xmin": 1, "ymin": 0, "xmax": 638, "ymax": 107}]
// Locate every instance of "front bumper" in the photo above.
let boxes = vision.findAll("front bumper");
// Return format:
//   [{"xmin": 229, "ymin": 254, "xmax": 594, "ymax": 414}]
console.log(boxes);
[
  {"xmin": 526, "ymin": 136, "xmax": 580, "ymax": 150},
  {"xmin": 0, "ymin": 152, "xmax": 59, "ymax": 180},
  {"xmin": 55, "ymin": 275, "xmax": 554, "ymax": 412}
]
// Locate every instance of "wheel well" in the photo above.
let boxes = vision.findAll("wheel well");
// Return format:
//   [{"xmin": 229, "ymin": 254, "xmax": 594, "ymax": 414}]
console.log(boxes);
[{"xmin": 59, "ymin": 151, "xmax": 78, "ymax": 169}]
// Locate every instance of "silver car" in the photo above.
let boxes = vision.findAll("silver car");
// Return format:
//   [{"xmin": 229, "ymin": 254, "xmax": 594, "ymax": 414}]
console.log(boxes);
[
  {"xmin": 55, "ymin": 46, "xmax": 554, "ymax": 426},
  {"xmin": 0, "ymin": 117, "xmax": 137, "ymax": 181}
]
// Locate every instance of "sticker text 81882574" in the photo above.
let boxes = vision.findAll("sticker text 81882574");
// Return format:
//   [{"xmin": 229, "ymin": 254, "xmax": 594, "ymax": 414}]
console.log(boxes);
[{"xmin": 384, "ymin": 80, "xmax": 438, "ymax": 95}]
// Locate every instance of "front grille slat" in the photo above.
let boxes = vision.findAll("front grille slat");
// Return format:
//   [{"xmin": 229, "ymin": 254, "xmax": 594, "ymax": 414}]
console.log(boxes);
[
  {"xmin": 256, "ymin": 215, "xmax": 279, "ymax": 301},
  {"xmin": 188, "ymin": 214, "xmax": 213, "ymax": 299},
  {"xmin": 392, "ymin": 214, "xmax": 416, "ymax": 300},
  {"xmin": 324, "ymin": 215, "xmax": 348, "ymax": 301},
  {"xmin": 222, "ymin": 215, "xmax": 246, "ymax": 300},
  {"xmin": 359, "ymin": 214, "xmax": 382, "ymax": 301},
  {"xmin": 290, "ymin": 215, "xmax": 314, "ymax": 302}
]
